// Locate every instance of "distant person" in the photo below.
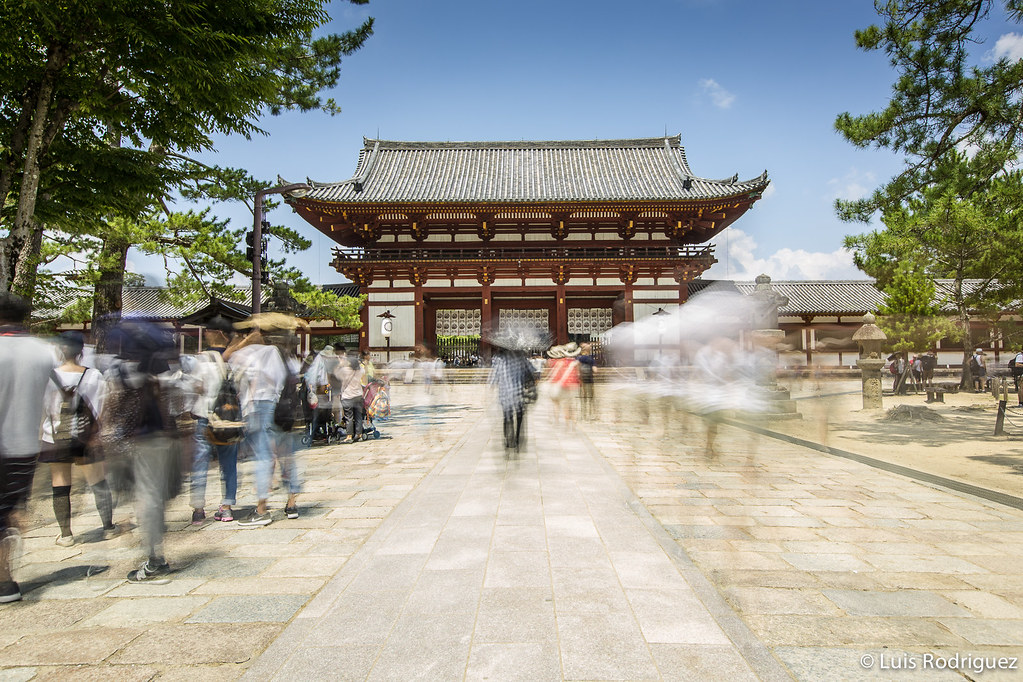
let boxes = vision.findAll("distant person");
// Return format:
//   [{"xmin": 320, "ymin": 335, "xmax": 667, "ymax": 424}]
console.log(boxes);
[
  {"xmin": 577, "ymin": 342, "xmax": 597, "ymax": 421},
  {"xmin": 970, "ymin": 348, "xmax": 987, "ymax": 392},
  {"xmin": 0, "ymin": 293, "xmax": 57, "ymax": 602},
  {"xmin": 920, "ymin": 350, "xmax": 937, "ymax": 387},
  {"xmin": 546, "ymin": 343, "xmax": 581, "ymax": 426},
  {"xmin": 40, "ymin": 331, "xmax": 115, "ymax": 545},
  {"xmin": 1012, "ymin": 347, "xmax": 1023, "ymax": 405},
  {"xmin": 334, "ymin": 352, "xmax": 366, "ymax": 443},
  {"xmin": 489, "ymin": 347, "xmax": 537, "ymax": 453}
]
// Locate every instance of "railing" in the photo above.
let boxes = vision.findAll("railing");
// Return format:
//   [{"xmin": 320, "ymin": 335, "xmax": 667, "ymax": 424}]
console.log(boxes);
[{"xmin": 332, "ymin": 244, "xmax": 714, "ymax": 263}]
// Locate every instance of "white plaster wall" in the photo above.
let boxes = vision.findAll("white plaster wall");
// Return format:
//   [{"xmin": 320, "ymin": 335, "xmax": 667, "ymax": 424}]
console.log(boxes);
[
  {"xmin": 368, "ymin": 292, "xmax": 415, "ymax": 302},
  {"xmin": 596, "ymin": 278, "xmax": 621, "ymax": 287},
  {"xmin": 492, "ymin": 279, "xmax": 522, "ymax": 287},
  {"xmin": 634, "ymin": 290, "xmax": 681, "ymax": 300}
]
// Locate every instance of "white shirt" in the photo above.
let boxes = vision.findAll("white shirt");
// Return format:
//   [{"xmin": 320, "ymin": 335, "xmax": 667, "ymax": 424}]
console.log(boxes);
[
  {"xmin": 0, "ymin": 335, "xmax": 59, "ymax": 456},
  {"xmin": 41, "ymin": 367, "xmax": 107, "ymax": 444},
  {"xmin": 229, "ymin": 344, "xmax": 300, "ymax": 415}
]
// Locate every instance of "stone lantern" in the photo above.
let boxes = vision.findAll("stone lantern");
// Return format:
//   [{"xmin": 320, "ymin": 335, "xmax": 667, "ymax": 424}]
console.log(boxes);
[{"xmin": 852, "ymin": 312, "xmax": 887, "ymax": 409}]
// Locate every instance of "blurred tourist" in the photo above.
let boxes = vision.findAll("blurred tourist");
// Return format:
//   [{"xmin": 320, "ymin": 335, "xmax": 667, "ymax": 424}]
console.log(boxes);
[
  {"xmin": 0, "ymin": 293, "xmax": 57, "ymax": 602},
  {"xmin": 188, "ymin": 317, "xmax": 241, "ymax": 524},
  {"xmin": 103, "ymin": 319, "xmax": 185, "ymax": 584},
  {"xmin": 489, "ymin": 346, "xmax": 537, "ymax": 454},
  {"xmin": 40, "ymin": 331, "xmax": 115, "ymax": 545}
]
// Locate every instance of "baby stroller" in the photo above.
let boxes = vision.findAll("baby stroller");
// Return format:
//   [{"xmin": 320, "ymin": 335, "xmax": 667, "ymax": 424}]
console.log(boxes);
[
  {"xmin": 361, "ymin": 377, "xmax": 390, "ymax": 439},
  {"xmin": 302, "ymin": 384, "xmax": 344, "ymax": 445}
]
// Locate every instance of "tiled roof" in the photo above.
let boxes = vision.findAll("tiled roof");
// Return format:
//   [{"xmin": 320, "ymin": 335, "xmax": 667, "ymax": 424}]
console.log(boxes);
[
  {"xmin": 730, "ymin": 280, "xmax": 887, "ymax": 316},
  {"xmin": 292, "ymin": 136, "xmax": 769, "ymax": 204}
]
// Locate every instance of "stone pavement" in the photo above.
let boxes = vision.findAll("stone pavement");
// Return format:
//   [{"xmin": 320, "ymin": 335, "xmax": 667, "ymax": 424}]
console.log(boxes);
[{"xmin": 0, "ymin": 380, "xmax": 1022, "ymax": 680}]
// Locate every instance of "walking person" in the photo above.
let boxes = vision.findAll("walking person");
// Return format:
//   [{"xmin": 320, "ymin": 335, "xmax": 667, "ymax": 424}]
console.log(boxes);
[
  {"xmin": 577, "ymin": 342, "xmax": 597, "ymax": 421},
  {"xmin": 40, "ymin": 331, "xmax": 115, "ymax": 545},
  {"xmin": 228, "ymin": 323, "xmax": 302, "ymax": 526},
  {"xmin": 489, "ymin": 347, "xmax": 537, "ymax": 454},
  {"xmin": 545, "ymin": 343, "xmax": 581, "ymax": 426},
  {"xmin": 0, "ymin": 293, "xmax": 57, "ymax": 602},
  {"xmin": 188, "ymin": 317, "xmax": 241, "ymax": 524},
  {"xmin": 335, "ymin": 351, "xmax": 366, "ymax": 444},
  {"xmin": 103, "ymin": 319, "xmax": 186, "ymax": 584}
]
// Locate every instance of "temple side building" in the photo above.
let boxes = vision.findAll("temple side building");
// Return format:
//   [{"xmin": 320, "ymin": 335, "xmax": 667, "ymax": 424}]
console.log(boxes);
[{"xmin": 284, "ymin": 136, "xmax": 769, "ymax": 356}]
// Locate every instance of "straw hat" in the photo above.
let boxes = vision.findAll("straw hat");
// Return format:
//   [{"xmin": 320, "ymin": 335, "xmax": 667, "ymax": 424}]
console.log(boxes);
[
  {"xmin": 547, "ymin": 346, "xmax": 566, "ymax": 359},
  {"xmin": 563, "ymin": 342, "xmax": 582, "ymax": 357}
]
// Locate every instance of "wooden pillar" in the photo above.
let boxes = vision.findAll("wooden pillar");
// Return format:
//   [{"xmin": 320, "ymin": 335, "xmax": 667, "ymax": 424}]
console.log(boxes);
[
  {"xmin": 679, "ymin": 280, "xmax": 689, "ymax": 305},
  {"xmin": 624, "ymin": 283, "xmax": 634, "ymax": 323},
  {"xmin": 359, "ymin": 299, "xmax": 369, "ymax": 352},
  {"xmin": 481, "ymin": 283, "xmax": 492, "ymax": 352},
  {"xmin": 414, "ymin": 285, "xmax": 425, "ymax": 348},
  {"xmin": 556, "ymin": 283, "xmax": 568, "ymax": 344}
]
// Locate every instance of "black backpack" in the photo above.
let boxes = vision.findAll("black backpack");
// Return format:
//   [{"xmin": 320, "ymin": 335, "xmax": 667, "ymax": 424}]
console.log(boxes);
[
  {"xmin": 204, "ymin": 352, "xmax": 244, "ymax": 445},
  {"xmin": 51, "ymin": 370, "xmax": 97, "ymax": 457},
  {"xmin": 273, "ymin": 347, "xmax": 302, "ymax": 432}
]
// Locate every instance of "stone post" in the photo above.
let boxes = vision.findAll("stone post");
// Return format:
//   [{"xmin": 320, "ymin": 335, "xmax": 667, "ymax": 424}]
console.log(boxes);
[
  {"xmin": 851, "ymin": 313, "xmax": 887, "ymax": 410},
  {"xmin": 748, "ymin": 275, "xmax": 797, "ymax": 417}
]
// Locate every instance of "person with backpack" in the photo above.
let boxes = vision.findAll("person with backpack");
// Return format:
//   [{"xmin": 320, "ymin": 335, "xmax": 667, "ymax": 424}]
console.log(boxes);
[
  {"xmin": 0, "ymin": 293, "xmax": 58, "ymax": 602},
  {"xmin": 227, "ymin": 322, "xmax": 303, "ymax": 526},
  {"xmin": 39, "ymin": 331, "xmax": 115, "ymax": 545},
  {"xmin": 969, "ymin": 348, "xmax": 987, "ymax": 392},
  {"xmin": 1011, "ymin": 347, "xmax": 1023, "ymax": 405},
  {"xmin": 101, "ymin": 318, "xmax": 187, "ymax": 584},
  {"xmin": 188, "ymin": 317, "xmax": 243, "ymax": 525}
]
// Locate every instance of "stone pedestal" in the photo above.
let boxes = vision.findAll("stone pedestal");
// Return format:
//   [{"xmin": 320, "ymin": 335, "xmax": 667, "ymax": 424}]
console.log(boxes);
[
  {"xmin": 857, "ymin": 356, "xmax": 885, "ymax": 410},
  {"xmin": 751, "ymin": 328, "xmax": 800, "ymax": 419}
]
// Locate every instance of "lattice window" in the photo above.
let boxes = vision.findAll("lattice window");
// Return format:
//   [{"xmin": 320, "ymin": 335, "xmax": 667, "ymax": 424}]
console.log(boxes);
[
  {"xmin": 499, "ymin": 309, "xmax": 549, "ymax": 333},
  {"xmin": 567, "ymin": 308, "xmax": 613, "ymax": 335},
  {"xmin": 435, "ymin": 308, "xmax": 481, "ymax": 336}
]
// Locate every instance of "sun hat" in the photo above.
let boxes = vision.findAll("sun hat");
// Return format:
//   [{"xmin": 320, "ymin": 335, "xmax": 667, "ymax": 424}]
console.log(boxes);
[
  {"xmin": 547, "ymin": 345, "xmax": 566, "ymax": 359},
  {"xmin": 563, "ymin": 342, "xmax": 582, "ymax": 357}
]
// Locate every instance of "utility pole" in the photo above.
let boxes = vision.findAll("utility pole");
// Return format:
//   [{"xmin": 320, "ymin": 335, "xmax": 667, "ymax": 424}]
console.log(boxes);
[{"xmin": 252, "ymin": 183, "xmax": 310, "ymax": 314}]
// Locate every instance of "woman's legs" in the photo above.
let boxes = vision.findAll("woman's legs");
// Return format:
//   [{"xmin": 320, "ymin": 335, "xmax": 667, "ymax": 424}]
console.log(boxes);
[
  {"xmin": 82, "ymin": 462, "xmax": 114, "ymax": 530},
  {"xmin": 50, "ymin": 463, "xmax": 73, "ymax": 539}
]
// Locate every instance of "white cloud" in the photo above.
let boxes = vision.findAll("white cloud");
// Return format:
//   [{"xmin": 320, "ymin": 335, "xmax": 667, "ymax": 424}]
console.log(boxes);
[
  {"xmin": 827, "ymin": 168, "xmax": 876, "ymax": 202},
  {"xmin": 698, "ymin": 78, "xmax": 735, "ymax": 109},
  {"xmin": 988, "ymin": 32, "xmax": 1023, "ymax": 62},
  {"xmin": 703, "ymin": 228, "xmax": 863, "ymax": 281}
]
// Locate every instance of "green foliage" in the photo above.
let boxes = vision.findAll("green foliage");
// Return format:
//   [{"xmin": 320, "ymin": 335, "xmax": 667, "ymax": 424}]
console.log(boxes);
[
  {"xmin": 874, "ymin": 260, "xmax": 956, "ymax": 351},
  {"xmin": 835, "ymin": 0, "xmax": 1023, "ymax": 220},
  {"xmin": 1, "ymin": 0, "xmax": 374, "ymax": 306},
  {"xmin": 290, "ymin": 282, "xmax": 365, "ymax": 327}
]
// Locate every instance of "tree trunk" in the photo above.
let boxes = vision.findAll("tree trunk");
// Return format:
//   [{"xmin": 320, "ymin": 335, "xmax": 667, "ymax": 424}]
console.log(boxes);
[
  {"xmin": 92, "ymin": 236, "xmax": 130, "ymax": 352},
  {"xmin": 2, "ymin": 45, "xmax": 66, "ymax": 300}
]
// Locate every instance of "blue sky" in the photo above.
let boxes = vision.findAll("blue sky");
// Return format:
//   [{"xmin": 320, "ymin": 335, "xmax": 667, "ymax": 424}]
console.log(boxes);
[{"xmin": 135, "ymin": 0, "xmax": 1023, "ymax": 284}]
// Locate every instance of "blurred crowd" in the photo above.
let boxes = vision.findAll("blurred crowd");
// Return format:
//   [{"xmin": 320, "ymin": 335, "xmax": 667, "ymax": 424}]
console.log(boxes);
[{"xmin": 0, "ymin": 292, "xmax": 385, "ymax": 602}]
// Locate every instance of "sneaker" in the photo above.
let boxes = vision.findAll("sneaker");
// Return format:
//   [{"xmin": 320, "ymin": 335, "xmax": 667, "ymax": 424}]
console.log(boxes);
[
  {"xmin": 285, "ymin": 505, "xmax": 299, "ymax": 519},
  {"xmin": 0, "ymin": 581, "xmax": 21, "ymax": 603},
  {"xmin": 126, "ymin": 561, "xmax": 171, "ymax": 584},
  {"xmin": 191, "ymin": 508, "xmax": 206, "ymax": 525},
  {"xmin": 102, "ymin": 525, "xmax": 119, "ymax": 541},
  {"xmin": 237, "ymin": 511, "xmax": 273, "ymax": 527},
  {"xmin": 55, "ymin": 534, "xmax": 75, "ymax": 547},
  {"xmin": 213, "ymin": 506, "xmax": 234, "ymax": 522}
]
